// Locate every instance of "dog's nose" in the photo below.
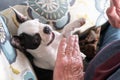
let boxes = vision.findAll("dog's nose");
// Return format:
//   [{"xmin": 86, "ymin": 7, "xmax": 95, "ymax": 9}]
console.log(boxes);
[{"xmin": 43, "ymin": 26, "xmax": 51, "ymax": 34}]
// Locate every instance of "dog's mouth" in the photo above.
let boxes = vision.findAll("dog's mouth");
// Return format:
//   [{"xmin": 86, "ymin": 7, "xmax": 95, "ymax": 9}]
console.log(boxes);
[{"xmin": 47, "ymin": 32, "xmax": 55, "ymax": 46}]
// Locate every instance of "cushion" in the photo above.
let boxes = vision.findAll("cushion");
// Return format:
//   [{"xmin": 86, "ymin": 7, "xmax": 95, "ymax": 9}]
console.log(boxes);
[
  {"xmin": 0, "ymin": 0, "xmax": 109, "ymax": 35},
  {"xmin": 0, "ymin": 15, "xmax": 37, "ymax": 80}
]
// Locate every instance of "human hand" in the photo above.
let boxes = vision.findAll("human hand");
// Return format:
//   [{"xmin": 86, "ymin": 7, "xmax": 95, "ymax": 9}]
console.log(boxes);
[
  {"xmin": 53, "ymin": 35, "xmax": 84, "ymax": 80},
  {"xmin": 106, "ymin": 0, "xmax": 120, "ymax": 28}
]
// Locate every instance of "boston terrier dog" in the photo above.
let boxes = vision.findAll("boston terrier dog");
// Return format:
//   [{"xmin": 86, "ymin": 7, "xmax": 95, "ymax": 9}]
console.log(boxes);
[{"xmin": 11, "ymin": 7, "xmax": 86, "ymax": 70}]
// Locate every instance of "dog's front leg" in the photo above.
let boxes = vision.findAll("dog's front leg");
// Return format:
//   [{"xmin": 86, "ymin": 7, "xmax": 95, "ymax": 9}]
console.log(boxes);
[{"xmin": 62, "ymin": 18, "xmax": 86, "ymax": 38}]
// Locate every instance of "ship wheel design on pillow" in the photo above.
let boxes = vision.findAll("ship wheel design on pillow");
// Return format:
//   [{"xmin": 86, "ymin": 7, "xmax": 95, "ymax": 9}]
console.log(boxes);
[{"xmin": 27, "ymin": 0, "xmax": 75, "ymax": 30}]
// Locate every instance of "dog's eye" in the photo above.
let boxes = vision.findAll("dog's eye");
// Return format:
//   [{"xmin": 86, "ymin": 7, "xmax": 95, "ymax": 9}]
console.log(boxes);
[{"xmin": 43, "ymin": 26, "xmax": 51, "ymax": 34}]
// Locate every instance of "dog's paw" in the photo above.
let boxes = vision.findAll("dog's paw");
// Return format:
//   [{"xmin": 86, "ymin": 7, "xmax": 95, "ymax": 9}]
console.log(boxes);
[
  {"xmin": 62, "ymin": 18, "xmax": 86, "ymax": 37},
  {"xmin": 79, "ymin": 18, "xmax": 86, "ymax": 26},
  {"xmin": 68, "ymin": 18, "xmax": 86, "ymax": 29}
]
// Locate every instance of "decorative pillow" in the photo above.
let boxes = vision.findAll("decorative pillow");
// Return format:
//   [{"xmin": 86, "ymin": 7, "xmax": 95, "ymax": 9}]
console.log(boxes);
[
  {"xmin": 0, "ymin": 0, "xmax": 110, "ymax": 35},
  {"xmin": 27, "ymin": 0, "xmax": 109, "ymax": 30},
  {"xmin": 0, "ymin": 15, "xmax": 37, "ymax": 80}
]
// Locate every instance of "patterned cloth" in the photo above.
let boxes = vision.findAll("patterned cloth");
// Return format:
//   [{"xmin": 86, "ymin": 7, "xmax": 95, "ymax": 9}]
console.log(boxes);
[{"xmin": 0, "ymin": 16, "xmax": 37, "ymax": 80}]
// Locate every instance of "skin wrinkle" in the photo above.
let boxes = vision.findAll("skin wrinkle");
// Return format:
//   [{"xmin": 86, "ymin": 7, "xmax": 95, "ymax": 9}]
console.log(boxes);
[
  {"xmin": 66, "ymin": 36, "xmax": 72, "ymax": 80},
  {"xmin": 71, "ymin": 55, "xmax": 83, "ymax": 80},
  {"xmin": 68, "ymin": 36, "xmax": 75, "ymax": 80},
  {"xmin": 72, "ymin": 35, "xmax": 83, "ymax": 80},
  {"xmin": 65, "ymin": 36, "xmax": 74, "ymax": 80},
  {"xmin": 66, "ymin": 35, "xmax": 75, "ymax": 57},
  {"xmin": 71, "ymin": 35, "xmax": 80, "ymax": 80}
]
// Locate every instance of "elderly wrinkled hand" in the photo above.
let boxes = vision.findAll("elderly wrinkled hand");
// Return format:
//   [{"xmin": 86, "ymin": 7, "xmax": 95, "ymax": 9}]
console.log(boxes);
[
  {"xmin": 53, "ymin": 35, "xmax": 84, "ymax": 80},
  {"xmin": 106, "ymin": 0, "xmax": 120, "ymax": 28}
]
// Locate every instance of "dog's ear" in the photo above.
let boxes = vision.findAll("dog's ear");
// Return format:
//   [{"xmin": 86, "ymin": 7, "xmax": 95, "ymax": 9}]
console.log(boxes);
[
  {"xmin": 10, "ymin": 36, "xmax": 24, "ymax": 51},
  {"xmin": 10, "ymin": 6, "xmax": 28, "ymax": 23}
]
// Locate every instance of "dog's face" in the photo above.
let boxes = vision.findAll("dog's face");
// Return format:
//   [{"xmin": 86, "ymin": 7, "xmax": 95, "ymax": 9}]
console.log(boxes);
[{"xmin": 11, "ymin": 19, "xmax": 55, "ymax": 51}]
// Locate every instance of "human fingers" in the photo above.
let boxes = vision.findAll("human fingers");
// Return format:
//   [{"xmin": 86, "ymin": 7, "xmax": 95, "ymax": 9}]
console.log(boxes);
[
  {"xmin": 106, "ymin": 6, "xmax": 120, "ymax": 28},
  {"xmin": 57, "ymin": 38, "xmax": 67, "ymax": 58},
  {"xmin": 111, "ymin": 0, "xmax": 120, "ymax": 8},
  {"xmin": 65, "ymin": 35, "xmax": 75, "ymax": 57},
  {"xmin": 111, "ymin": 0, "xmax": 120, "ymax": 17},
  {"xmin": 72, "ymin": 35, "xmax": 81, "ymax": 57}
]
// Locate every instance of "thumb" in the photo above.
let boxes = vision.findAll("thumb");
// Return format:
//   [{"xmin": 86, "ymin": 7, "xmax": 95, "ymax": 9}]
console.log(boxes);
[{"xmin": 106, "ymin": 6, "xmax": 120, "ymax": 28}]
